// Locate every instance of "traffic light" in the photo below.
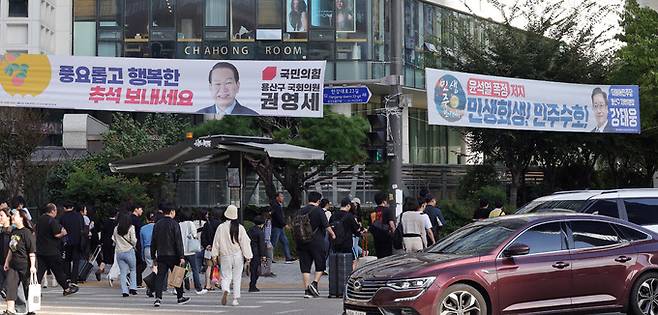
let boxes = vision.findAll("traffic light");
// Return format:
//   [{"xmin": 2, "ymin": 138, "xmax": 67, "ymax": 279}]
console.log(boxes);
[{"xmin": 367, "ymin": 114, "xmax": 387, "ymax": 163}]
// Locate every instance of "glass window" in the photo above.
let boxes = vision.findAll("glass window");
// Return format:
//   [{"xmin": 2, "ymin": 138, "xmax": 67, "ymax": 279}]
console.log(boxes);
[
  {"xmin": 73, "ymin": 0, "xmax": 95, "ymax": 20},
  {"xmin": 308, "ymin": 42, "xmax": 333, "ymax": 60},
  {"xmin": 152, "ymin": 0, "xmax": 175, "ymax": 28},
  {"xmin": 231, "ymin": 0, "xmax": 256, "ymax": 41},
  {"xmin": 125, "ymin": 0, "xmax": 149, "ymax": 39},
  {"xmin": 99, "ymin": 0, "xmax": 122, "ymax": 27},
  {"xmin": 206, "ymin": 0, "xmax": 228, "ymax": 27},
  {"xmin": 624, "ymin": 198, "xmax": 658, "ymax": 226},
  {"xmin": 511, "ymin": 222, "xmax": 566, "ymax": 254},
  {"xmin": 9, "ymin": 0, "xmax": 29, "ymax": 17},
  {"xmin": 98, "ymin": 41, "xmax": 122, "ymax": 56},
  {"xmin": 311, "ymin": 0, "xmax": 333, "ymax": 28},
  {"xmin": 150, "ymin": 41, "xmax": 176, "ymax": 58},
  {"xmin": 429, "ymin": 221, "xmax": 523, "ymax": 256},
  {"xmin": 423, "ymin": 4, "xmax": 434, "ymax": 42},
  {"xmin": 571, "ymin": 221, "xmax": 621, "ymax": 249},
  {"xmin": 403, "ymin": 0, "xmax": 418, "ymax": 49},
  {"xmin": 73, "ymin": 21, "xmax": 96, "ymax": 56},
  {"xmin": 177, "ymin": 0, "xmax": 202, "ymax": 39},
  {"xmin": 258, "ymin": 0, "xmax": 282, "ymax": 26},
  {"xmin": 614, "ymin": 224, "xmax": 650, "ymax": 242},
  {"xmin": 285, "ymin": 0, "xmax": 308, "ymax": 32},
  {"xmin": 583, "ymin": 199, "xmax": 619, "ymax": 218}
]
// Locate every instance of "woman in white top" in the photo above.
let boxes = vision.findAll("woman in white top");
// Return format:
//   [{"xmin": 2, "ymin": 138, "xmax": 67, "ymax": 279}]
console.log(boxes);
[
  {"xmin": 399, "ymin": 198, "xmax": 428, "ymax": 252},
  {"xmin": 211, "ymin": 205, "xmax": 253, "ymax": 306},
  {"xmin": 179, "ymin": 209, "xmax": 206, "ymax": 295},
  {"xmin": 113, "ymin": 213, "xmax": 137, "ymax": 297}
]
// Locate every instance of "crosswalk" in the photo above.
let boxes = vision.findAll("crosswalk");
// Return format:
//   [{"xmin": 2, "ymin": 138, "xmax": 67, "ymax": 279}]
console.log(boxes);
[{"xmin": 37, "ymin": 287, "xmax": 343, "ymax": 315}]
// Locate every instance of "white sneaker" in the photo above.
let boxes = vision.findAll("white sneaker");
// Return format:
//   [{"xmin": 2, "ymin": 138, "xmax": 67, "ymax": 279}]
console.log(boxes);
[
  {"xmin": 195, "ymin": 289, "xmax": 208, "ymax": 295},
  {"xmin": 231, "ymin": 299, "xmax": 239, "ymax": 306}
]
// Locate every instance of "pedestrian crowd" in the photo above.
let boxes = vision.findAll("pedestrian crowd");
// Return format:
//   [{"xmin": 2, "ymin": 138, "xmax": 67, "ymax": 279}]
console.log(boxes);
[{"xmin": 0, "ymin": 188, "xmax": 455, "ymax": 313}]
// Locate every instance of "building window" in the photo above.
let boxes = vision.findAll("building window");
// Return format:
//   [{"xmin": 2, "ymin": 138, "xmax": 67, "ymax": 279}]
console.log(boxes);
[
  {"xmin": 205, "ymin": 0, "xmax": 228, "ymax": 27},
  {"xmin": 73, "ymin": 0, "xmax": 96, "ymax": 20},
  {"xmin": 99, "ymin": 0, "xmax": 122, "ymax": 27},
  {"xmin": 125, "ymin": 0, "xmax": 149, "ymax": 39},
  {"xmin": 74, "ymin": 21, "xmax": 97, "ymax": 56},
  {"xmin": 258, "ymin": 0, "xmax": 282, "ymax": 27},
  {"xmin": 231, "ymin": 0, "xmax": 256, "ymax": 41},
  {"xmin": 9, "ymin": 0, "xmax": 29, "ymax": 17},
  {"xmin": 177, "ymin": 0, "xmax": 202, "ymax": 40},
  {"xmin": 152, "ymin": 0, "xmax": 175, "ymax": 28},
  {"xmin": 98, "ymin": 41, "xmax": 122, "ymax": 56},
  {"xmin": 310, "ymin": 0, "xmax": 333, "ymax": 28}
]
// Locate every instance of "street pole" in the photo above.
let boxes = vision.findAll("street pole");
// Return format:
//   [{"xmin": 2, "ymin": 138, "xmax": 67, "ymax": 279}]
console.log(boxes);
[{"xmin": 389, "ymin": 0, "xmax": 404, "ymax": 197}]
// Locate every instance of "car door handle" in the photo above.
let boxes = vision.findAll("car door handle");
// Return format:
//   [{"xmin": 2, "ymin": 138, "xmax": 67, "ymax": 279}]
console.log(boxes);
[
  {"xmin": 552, "ymin": 262, "xmax": 570, "ymax": 269},
  {"xmin": 615, "ymin": 256, "xmax": 632, "ymax": 263}
]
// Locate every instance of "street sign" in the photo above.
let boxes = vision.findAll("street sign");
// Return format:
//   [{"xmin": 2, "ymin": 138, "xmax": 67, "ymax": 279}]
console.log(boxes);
[{"xmin": 323, "ymin": 86, "xmax": 372, "ymax": 104}]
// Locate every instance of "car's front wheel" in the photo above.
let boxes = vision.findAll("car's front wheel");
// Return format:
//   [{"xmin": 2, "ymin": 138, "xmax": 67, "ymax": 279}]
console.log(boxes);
[
  {"xmin": 631, "ymin": 272, "xmax": 658, "ymax": 315},
  {"xmin": 438, "ymin": 284, "xmax": 487, "ymax": 315}
]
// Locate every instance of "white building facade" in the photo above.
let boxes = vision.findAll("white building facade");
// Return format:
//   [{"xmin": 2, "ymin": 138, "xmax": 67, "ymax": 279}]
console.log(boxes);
[{"xmin": 0, "ymin": 0, "xmax": 71, "ymax": 55}]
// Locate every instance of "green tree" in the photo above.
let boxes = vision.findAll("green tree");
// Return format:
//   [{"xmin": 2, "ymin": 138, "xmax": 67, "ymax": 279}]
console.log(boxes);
[
  {"xmin": 429, "ymin": 0, "xmax": 613, "ymax": 207},
  {"xmin": 190, "ymin": 109, "xmax": 368, "ymax": 210}
]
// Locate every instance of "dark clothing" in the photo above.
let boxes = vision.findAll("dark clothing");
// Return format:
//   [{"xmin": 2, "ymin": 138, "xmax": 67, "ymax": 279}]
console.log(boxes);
[
  {"xmin": 36, "ymin": 254, "xmax": 69, "ymax": 290},
  {"xmin": 154, "ymin": 255, "xmax": 184, "ymax": 300},
  {"xmin": 247, "ymin": 225, "xmax": 267, "ymax": 260},
  {"xmin": 369, "ymin": 206, "xmax": 395, "ymax": 258},
  {"xmin": 196, "ymin": 101, "xmax": 259, "ymax": 115},
  {"xmin": 64, "ymin": 245, "xmax": 82, "ymax": 283},
  {"xmin": 131, "ymin": 214, "xmax": 145, "ymax": 286},
  {"xmin": 329, "ymin": 211, "xmax": 360, "ymax": 253},
  {"xmin": 36, "ymin": 214, "xmax": 63, "ymax": 256},
  {"xmin": 425, "ymin": 205, "xmax": 445, "ymax": 236},
  {"xmin": 0, "ymin": 227, "xmax": 12, "ymax": 269},
  {"xmin": 150, "ymin": 217, "xmax": 185, "ymax": 261},
  {"xmin": 249, "ymin": 258, "xmax": 260, "ymax": 289},
  {"xmin": 100, "ymin": 217, "xmax": 117, "ymax": 264},
  {"xmin": 5, "ymin": 267, "xmax": 29, "ymax": 301},
  {"xmin": 59, "ymin": 211, "xmax": 84, "ymax": 246},
  {"xmin": 201, "ymin": 219, "xmax": 220, "ymax": 248},
  {"xmin": 295, "ymin": 204, "xmax": 329, "ymax": 249},
  {"xmin": 8, "ymin": 227, "xmax": 35, "ymax": 271},
  {"xmin": 153, "ymin": 212, "xmax": 165, "ymax": 223},
  {"xmin": 271, "ymin": 202, "xmax": 286, "ymax": 229},
  {"xmin": 296, "ymin": 204, "xmax": 329, "ymax": 273},
  {"xmin": 473, "ymin": 207, "xmax": 490, "ymax": 220}
]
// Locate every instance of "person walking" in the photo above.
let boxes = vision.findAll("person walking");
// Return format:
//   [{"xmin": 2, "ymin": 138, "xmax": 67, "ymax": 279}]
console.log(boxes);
[
  {"xmin": 270, "ymin": 193, "xmax": 295, "ymax": 263},
  {"xmin": 113, "ymin": 213, "xmax": 138, "ymax": 297},
  {"xmin": 211, "ymin": 205, "xmax": 252, "ymax": 306},
  {"xmin": 473, "ymin": 199, "xmax": 490, "ymax": 221},
  {"xmin": 179, "ymin": 209, "xmax": 206, "ymax": 295},
  {"xmin": 200, "ymin": 208, "xmax": 221, "ymax": 290},
  {"xmin": 129, "ymin": 204, "xmax": 145, "ymax": 288},
  {"xmin": 319, "ymin": 199, "xmax": 332, "ymax": 275},
  {"xmin": 294, "ymin": 192, "xmax": 335, "ymax": 298},
  {"xmin": 3, "ymin": 209, "xmax": 36, "ymax": 315},
  {"xmin": 247, "ymin": 215, "xmax": 266, "ymax": 292},
  {"xmin": 59, "ymin": 202, "xmax": 84, "ymax": 284},
  {"xmin": 140, "ymin": 212, "xmax": 155, "ymax": 297},
  {"xmin": 369, "ymin": 192, "xmax": 396, "ymax": 258},
  {"xmin": 262, "ymin": 209, "xmax": 275, "ymax": 277},
  {"xmin": 35, "ymin": 203, "xmax": 78, "ymax": 297},
  {"xmin": 399, "ymin": 198, "xmax": 428, "ymax": 252},
  {"xmin": 0, "ymin": 204, "xmax": 12, "ymax": 298},
  {"xmin": 97, "ymin": 209, "xmax": 118, "ymax": 283},
  {"xmin": 150, "ymin": 203, "xmax": 190, "ymax": 307},
  {"xmin": 328, "ymin": 197, "xmax": 362, "ymax": 298},
  {"xmin": 10, "ymin": 196, "xmax": 31, "ymax": 222},
  {"xmin": 424, "ymin": 194, "xmax": 445, "ymax": 238}
]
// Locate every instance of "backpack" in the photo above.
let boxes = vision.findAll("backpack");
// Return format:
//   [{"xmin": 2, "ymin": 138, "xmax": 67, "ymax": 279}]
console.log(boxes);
[
  {"xmin": 330, "ymin": 214, "xmax": 350, "ymax": 249},
  {"xmin": 292, "ymin": 207, "xmax": 316, "ymax": 244},
  {"xmin": 392, "ymin": 212, "xmax": 404, "ymax": 250}
]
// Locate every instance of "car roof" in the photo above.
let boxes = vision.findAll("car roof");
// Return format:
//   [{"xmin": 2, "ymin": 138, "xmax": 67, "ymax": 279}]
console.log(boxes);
[
  {"xmin": 531, "ymin": 191, "xmax": 605, "ymax": 202},
  {"xmin": 533, "ymin": 188, "xmax": 658, "ymax": 202},
  {"xmin": 486, "ymin": 212, "xmax": 624, "ymax": 225}
]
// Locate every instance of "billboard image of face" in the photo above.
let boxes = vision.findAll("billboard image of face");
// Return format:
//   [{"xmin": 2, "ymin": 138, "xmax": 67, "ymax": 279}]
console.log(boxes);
[
  {"xmin": 335, "ymin": 0, "xmax": 355, "ymax": 32},
  {"xmin": 287, "ymin": 0, "xmax": 309, "ymax": 33}
]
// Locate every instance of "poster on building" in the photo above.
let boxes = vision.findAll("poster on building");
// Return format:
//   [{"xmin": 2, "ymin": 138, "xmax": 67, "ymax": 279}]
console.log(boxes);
[
  {"xmin": 0, "ymin": 53, "xmax": 325, "ymax": 118},
  {"xmin": 335, "ymin": 0, "xmax": 356, "ymax": 32},
  {"xmin": 287, "ymin": 0, "xmax": 309, "ymax": 32},
  {"xmin": 426, "ymin": 68, "xmax": 641, "ymax": 134}
]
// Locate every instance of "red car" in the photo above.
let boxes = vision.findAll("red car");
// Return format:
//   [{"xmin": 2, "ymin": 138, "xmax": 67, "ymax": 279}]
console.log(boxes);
[{"xmin": 344, "ymin": 213, "xmax": 658, "ymax": 315}]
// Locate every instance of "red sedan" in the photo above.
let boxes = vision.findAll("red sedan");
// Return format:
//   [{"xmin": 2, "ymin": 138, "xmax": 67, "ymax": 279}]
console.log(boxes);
[{"xmin": 344, "ymin": 213, "xmax": 658, "ymax": 315}]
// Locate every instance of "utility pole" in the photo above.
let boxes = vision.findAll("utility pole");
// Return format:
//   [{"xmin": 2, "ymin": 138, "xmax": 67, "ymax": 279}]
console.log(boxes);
[{"xmin": 388, "ymin": 0, "xmax": 404, "ymax": 198}]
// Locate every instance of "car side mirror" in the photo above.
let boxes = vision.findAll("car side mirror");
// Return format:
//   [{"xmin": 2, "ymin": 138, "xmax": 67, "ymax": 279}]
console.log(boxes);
[{"xmin": 503, "ymin": 244, "xmax": 530, "ymax": 257}]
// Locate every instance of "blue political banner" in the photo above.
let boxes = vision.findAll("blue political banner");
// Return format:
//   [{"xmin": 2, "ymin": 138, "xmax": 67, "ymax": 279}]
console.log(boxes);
[
  {"xmin": 426, "ymin": 69, "xmax": 640, "ymax": 134},
  {"xmin": 323, "ymin": 86, "xmax": 372, "ymax": 104}
]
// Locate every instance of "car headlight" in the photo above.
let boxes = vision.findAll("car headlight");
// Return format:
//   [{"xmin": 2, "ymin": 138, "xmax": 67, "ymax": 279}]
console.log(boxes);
[{"xmin": 385, "ymin": 277, "xmax": 436, "ymax": 291}]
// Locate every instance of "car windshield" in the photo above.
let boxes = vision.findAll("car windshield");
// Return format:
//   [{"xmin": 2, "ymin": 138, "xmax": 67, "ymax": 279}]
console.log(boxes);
[
  {"xmin": 428, "ymin": 221, "xmax": 522, "ymax": 256},
  {"xmin": 515, "ymin": 200, "xmax": 586, "ymax": 214}
]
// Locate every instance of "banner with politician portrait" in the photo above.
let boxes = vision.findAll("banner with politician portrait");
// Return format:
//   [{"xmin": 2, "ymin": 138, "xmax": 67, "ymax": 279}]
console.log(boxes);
[
  {"xmin": 426, "ymin": 68, "xmax": 641, "ymax": 134},
  {"xmin": 0, "ymin": 53, "xmax": 325, "ymax": 118}
]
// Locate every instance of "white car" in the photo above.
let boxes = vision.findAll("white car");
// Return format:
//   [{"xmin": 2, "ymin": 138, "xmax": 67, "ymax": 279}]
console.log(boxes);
[{"xmin": 515, "ymin": 188, "xmax": 658, "ymax": 232}]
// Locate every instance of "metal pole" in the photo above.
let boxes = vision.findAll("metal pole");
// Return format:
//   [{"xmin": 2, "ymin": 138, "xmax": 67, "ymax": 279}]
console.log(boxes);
[{"xmin": 389, "ymin": 0, "xmax": 404, "ymax": 193}]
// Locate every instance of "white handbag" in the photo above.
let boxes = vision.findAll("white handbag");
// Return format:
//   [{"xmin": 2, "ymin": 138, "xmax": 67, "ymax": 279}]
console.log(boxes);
[{"xmin": 28, "ymin": 272, "xmax": 41, "ymax": 312}]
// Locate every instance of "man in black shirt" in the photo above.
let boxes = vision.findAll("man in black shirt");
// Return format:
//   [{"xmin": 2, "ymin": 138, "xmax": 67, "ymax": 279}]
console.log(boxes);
[
  {"xmin": 473, "ymin": 198, "xmax": 490, "ymax": 221},
  {"xmin": 329, "ymin": 198, "xmax": 361, "ymax": 254},
  {"xmin": 150, "ymin": 203, "xmax": 190, "ymax": 307},
  {"xmin": 296, "ymin": 192, "xmax": 335, "ymax": 298},
  {"xmin": 36, "ymin": 203, "xmax": 78, "ymax": 296},
  {"xmin": 270, "ymin": 192, "xmax": 294, "ymax": 263},
  {"xmin": 59, "ymin": 202, "xmax": 84, "ymax": 284},
  {"xmin": 369, "ymin": 192, "xmax": 396, "ymax": 258}
]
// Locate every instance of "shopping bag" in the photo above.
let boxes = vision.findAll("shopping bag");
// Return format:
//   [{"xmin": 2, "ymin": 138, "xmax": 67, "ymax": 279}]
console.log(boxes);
[
  {"xmin": 28, "ymin": 272, "xmax": 41, "ymax": 313},
  {"xmin": 259, "ymin": 258, "xmax": 272, "ymax": 276},
  {"xmin": 167, "ymin": 265, "xmax": 186, "ymax": 288},
  {"xmin": 211, "ymin": 265, "xmax": 221, "ymax": 285},
  {"xmin": 108, "ymin": 252, "xmax": 120, "ymax": 281},
  {"xmin": 143, "ymin": 272, "xmax": 156, "ymax": 290}
]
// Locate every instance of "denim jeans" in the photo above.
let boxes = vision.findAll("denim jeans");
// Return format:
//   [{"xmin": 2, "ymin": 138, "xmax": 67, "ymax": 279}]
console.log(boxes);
[
  {"xmin": 117, "ymin": 249, "xmax": 137, "ymax": 294},
  {"xmin": 271, "ymin": 227, "xmax": 292, "ymax": 260},
  {"xmin": 143, "ymin": 246, "xmax": 153, "ymax": 270},
  {"xmin": 185, "ymin": 254, "xmax": 202, "ymax": 291}
]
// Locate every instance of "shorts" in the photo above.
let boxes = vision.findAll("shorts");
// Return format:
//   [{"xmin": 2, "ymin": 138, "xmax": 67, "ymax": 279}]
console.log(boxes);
[{"xmin": 298, "ymin": 245, "xmax": 327, "ymax": 273}]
